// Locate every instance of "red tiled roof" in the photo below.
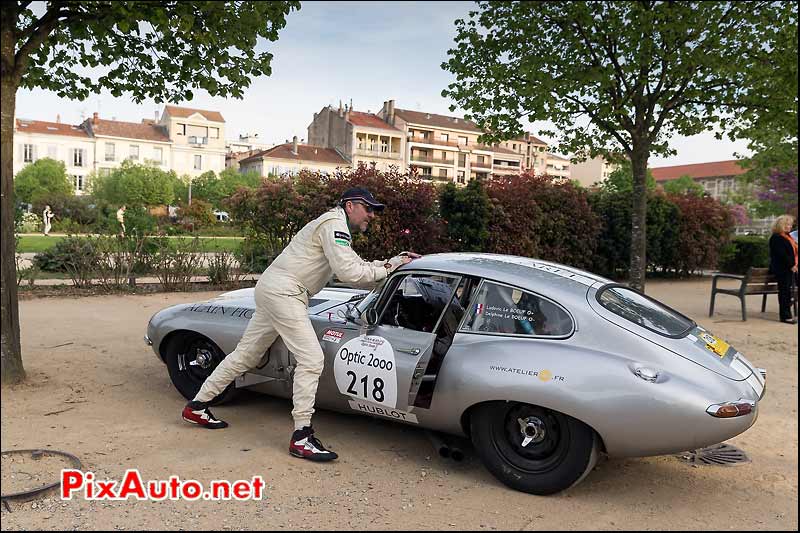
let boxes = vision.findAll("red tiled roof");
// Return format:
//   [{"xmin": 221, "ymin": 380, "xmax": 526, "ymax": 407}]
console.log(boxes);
[
  {"xmin": 15, "ymin": 119, "xmax": 89, "ymax": 138},
  {"xmin": 90, "ymin": 118, "xmax": 170, "ymax": 142},
  {"xmin": 394, "ymin": 108, "xmax": 483, "ymax": 133},
  {"xmin": 164, "ymin": 105, "xmax": 225, "ymax": 123},
  {"xmin": 650, "ymin": 160, "xmax": 747, "ymax": 181},
  {"xmin": 240, "ymin": 143, "xmax": 348, "ymax": 166},
  {"xmin": 347, "ymin": 111, "xmax": 400, "ymax": 131}
]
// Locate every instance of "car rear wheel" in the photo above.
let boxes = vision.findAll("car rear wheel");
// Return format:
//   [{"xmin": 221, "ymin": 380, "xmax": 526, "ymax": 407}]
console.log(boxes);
[
  {"xmin": 164, "ymin": 333, "xmax": 237, "ymax": 405},
  {"xmin": 471, "ymin": 402, "xmax": 598, "ymax": 495}
]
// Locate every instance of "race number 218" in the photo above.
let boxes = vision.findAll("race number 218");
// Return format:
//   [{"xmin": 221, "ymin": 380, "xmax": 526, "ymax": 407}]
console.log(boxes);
[{"xmin": 345, "ymin": 371, "xmax": 385, "ymax": 402}]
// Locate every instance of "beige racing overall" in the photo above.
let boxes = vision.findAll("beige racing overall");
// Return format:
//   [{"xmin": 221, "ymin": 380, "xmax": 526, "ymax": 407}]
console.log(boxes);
[{"xmin": 194, "ymin": 206, "xmax": 388, "ymax": 429}]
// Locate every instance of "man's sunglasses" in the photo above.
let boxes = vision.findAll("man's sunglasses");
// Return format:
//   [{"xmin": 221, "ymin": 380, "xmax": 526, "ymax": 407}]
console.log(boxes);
[{"xmin": 352, "ymin": 201, "xmax": 376, "ymax": 214}]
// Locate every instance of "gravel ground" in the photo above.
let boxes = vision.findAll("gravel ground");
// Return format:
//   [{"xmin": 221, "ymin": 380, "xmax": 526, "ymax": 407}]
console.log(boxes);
[{"xmin": 1, "ymin": 279, "xmax": 797, "ymax": 530}]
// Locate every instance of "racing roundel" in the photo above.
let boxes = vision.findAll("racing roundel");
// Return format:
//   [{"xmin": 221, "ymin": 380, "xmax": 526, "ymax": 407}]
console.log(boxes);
[{"xmin": 334, "ymin": 335, "xmax": 397, "ymax": 409}]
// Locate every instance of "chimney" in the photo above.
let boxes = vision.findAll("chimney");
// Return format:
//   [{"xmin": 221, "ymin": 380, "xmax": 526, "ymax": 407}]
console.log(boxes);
[
  {"xmin": 387, "ymin": 99, "xmax": 395, "ymax": 124},
  {"xmin": 338, "ymin": 100, "xmax": 343, "ymax": 117},
  {"xmin": 92, "ymin": 112, "xmax": 99, "ymax": 125},
  {"xmin": 56, "ymin": 114, "xmax": 61, "ymax": 123},
  {"xmin": 350, "ymin": 98, "xmax": 353, "ymax": 110},
  {"xmin": 155, "ymin": 110, "xmax": 159, "ymax": 122},
  {"xmin": 292, "ymin": 135, "xmax": 298, "ymax": 155}
]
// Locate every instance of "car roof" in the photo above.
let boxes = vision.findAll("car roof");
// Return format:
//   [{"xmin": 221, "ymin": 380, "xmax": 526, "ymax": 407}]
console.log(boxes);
[{"xmin": 398, "ymin": 253, "xmax": 612, "ymax": 297}]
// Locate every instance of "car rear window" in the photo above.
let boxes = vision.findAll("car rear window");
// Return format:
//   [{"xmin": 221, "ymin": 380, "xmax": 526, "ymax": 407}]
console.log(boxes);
[
  {"xmin": 461, "ymin": 281, "xmax": 573, "ymax": 337},
  {"xmin": 596, "ymin": 285, "xmax": 694, "ymax": 337}
]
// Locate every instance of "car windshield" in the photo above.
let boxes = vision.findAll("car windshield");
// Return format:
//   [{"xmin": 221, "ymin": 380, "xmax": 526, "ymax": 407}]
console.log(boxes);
[
  {"xmin": 353, "ymin": 278, "xmax": 388, "ymax": 320},
  {"xmin": 597, "ymin": 285, "xmax": 694, "ymax": 337}
]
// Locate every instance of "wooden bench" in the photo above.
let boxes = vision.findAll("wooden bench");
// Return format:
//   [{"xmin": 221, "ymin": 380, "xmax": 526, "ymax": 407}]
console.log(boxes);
[{"xmin": 709, "ymin": 267, "xmax": 798, "ymax": 320}]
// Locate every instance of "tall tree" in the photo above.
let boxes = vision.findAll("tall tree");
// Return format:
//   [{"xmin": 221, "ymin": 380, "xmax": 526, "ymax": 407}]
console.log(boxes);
[
  {"xmin": 13, "ymin": 157, "xmax": 73, "ymax": 203},
  {"xmin": 1, "ymin": 1, "xmax": 300, "ymax": 384},
  {"xmin": 442, "ymin": 1, "xmax": 797, "ymax": 292}
]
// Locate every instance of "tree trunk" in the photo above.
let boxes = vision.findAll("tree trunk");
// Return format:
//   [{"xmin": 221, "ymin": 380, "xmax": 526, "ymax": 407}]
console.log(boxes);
[
  {"xmin": 629, "ymin": 147, "xmax": 649, "ymax": 293},
  {"xmin": 1, "ymin": 13, "xmax": 25, "ymax": 384}
]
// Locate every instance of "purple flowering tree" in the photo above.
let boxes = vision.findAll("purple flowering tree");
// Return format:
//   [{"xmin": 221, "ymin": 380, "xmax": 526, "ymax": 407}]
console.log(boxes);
[
  {"xmin": 728, "ymin": 204, "xmax": 751, "ymax": 226},
  {"xmin": 757, "ymin": 169, "xmax": 798, "ymax": 217}
]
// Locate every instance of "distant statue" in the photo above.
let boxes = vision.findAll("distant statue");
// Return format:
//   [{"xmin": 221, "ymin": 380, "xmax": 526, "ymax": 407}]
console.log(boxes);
[
  {"xmin": 116, "ymin": 205, "xmax": 127, "ymax": 236},
  {"xmin": 42, "ymin": 205, "xmax": 54, "ymax": 236}
]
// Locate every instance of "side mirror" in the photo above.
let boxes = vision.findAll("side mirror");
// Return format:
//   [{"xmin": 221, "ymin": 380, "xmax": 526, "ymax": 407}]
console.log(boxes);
[{"xmin": 364, "ymin": 308, "xmax": 379, "ymax": 327}]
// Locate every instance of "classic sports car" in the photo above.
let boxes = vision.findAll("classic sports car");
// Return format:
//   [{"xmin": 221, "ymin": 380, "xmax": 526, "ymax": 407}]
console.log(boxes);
[{"xmin": 145, "ymin": 253, "xmax": 766, "ymax": 495}]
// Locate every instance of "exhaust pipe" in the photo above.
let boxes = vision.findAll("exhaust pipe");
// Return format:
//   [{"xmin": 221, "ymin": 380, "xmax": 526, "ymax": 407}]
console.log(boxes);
[
  {"xmin": 449, "ymin": 443, "xmax": 465, "ymax": 462},
  {"xmin": 425, "ymin": 430, "xmax": 450, "ymax": 459}
]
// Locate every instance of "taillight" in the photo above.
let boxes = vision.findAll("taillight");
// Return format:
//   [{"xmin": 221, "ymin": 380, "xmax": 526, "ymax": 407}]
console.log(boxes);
[{"xmin": 706, "ymin": 400, "xmax": 755, "ymax": 418}]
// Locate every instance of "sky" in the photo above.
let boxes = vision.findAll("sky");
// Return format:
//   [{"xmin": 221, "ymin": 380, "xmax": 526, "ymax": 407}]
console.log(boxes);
[{"xmin": 15, "ymin": 1, "xmax": 751, "ymax": 167}]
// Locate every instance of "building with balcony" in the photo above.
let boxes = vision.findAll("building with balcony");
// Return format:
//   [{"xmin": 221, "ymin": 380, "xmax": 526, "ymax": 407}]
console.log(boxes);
[
  {"xmin": 544, "ymin": 153, "xmax": 571, "ymax": 180},
  {"xmin": 13, "ymin": 105, "xmax": 227, "ymax": 195},
  {"xmin": 501, "ymin": 132, "xmax": 549, "ymax": 174},
  {"xmin": 307, "ymin": 103, "xmax": 405, "ymax": 172},
  {"xmin": 238, "ymin": 136, "xmax": 349, "ymax": 177},
  {"xmin": 158, "ymin": 105, "xmax": 226, "ymax": 177},
  {"xmin": 570, "ymin": 155, "xmax": 620, "ymax": 188},
  {"xmin": 650, "ymin": 160, "xmax": 747, "ymax": 202},
  {"xmin": 375, "ymin": 100, "xmax": 523, "ymax": 184}
]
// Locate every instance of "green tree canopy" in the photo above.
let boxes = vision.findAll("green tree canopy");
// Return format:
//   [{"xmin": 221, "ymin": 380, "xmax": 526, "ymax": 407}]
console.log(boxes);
[
  {"xmin": 600, "ymin": 160, "xmax": 656, "ymax": 194},
  {"xmin": 662, "ymin": 175, "xmax": 705, "ymax": 197},
  {"xmin": 90, "ymin": 160, "xmax": 179, "ymax": 207},
  {"xmin": 186, "ymin": 168, "xmax": 262, "ymax": 208},
  {"xmin": 13, "ymin": 157, "xmax": 72, "ymax": 204},
  {"xmin": 441, "ymin": 1, "xmax": 797, "ymax": 291}
]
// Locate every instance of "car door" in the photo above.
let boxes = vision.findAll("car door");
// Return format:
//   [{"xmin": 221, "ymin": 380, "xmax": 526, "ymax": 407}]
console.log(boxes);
[{"xmin": 323, "ymin": 272, "xmax": 462, "ymax": 420}]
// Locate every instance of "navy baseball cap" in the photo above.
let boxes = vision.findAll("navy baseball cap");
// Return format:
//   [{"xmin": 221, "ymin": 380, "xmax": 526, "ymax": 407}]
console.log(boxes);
[{"xmin": 340, "ymin": 187, "xmax": 385, "ymax": 212}]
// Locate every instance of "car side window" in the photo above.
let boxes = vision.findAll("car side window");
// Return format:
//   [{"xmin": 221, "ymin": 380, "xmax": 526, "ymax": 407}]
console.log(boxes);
[
  {"xmin": 461, "ymin": 281, "xmax": 573, "ymax": 337},
  {"xmin": 379, "ymin": 274, "xmax": 460, "ymax": 333}
]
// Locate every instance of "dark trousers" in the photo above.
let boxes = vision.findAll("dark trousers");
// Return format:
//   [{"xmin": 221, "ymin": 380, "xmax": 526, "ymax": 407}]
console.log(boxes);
[{"xmin": 775, "ymin": 271, "xmax": 795, "ymax": 320}]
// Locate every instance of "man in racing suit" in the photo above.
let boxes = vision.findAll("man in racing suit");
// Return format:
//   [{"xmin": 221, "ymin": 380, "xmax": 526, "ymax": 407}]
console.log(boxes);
[{"xmin": 181, "ymin": 187, "xmax": 419, "ymax": 462}]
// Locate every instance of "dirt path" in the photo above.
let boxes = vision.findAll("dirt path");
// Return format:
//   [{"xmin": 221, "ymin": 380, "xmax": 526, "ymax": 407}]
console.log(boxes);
[{"xmin": 1, "ymin": 279, "xmax": 797, "ymax": 530}]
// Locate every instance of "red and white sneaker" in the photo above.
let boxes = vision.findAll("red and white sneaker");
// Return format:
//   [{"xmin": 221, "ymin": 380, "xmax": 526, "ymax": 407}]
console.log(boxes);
[
  {"xmin": 289, "ymin": 426, "xmax": 338, "ymax": 462},
  {"xmin": 182, "ymin": 401, "xmax": 228, "ymax": 429}
]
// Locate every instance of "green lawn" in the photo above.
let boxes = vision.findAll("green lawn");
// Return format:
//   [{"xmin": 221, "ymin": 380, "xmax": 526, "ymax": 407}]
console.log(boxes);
[{"xmin": 16, "ymin": 235, "xmax": 243, "ymax": 254}]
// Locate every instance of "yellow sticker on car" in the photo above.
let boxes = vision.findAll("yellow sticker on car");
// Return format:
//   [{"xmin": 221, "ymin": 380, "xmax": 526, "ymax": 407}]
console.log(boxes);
[{"xmin": 700, "ymin": 332, "xmax": 729, "ymax": 358}]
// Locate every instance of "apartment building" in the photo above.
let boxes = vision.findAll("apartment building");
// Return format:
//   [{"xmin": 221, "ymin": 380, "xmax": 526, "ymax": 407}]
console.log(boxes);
[
  {"xmin": 501, "ymin": 132, "xmax": 549, "ymax": 174},
  {"xmin": 570, "ymin": 155, "xmax": 620, "ymax": 188},
  {"xmin": 239, "ymin": 136, "xmax": 349, "ymax": 176},
  {"xmin": 307, "ymin": 103, "xmax": 405, "ymax": 172},
  {"xmin": 14, "ymin": 118, "xmax": 95, "ymax": 194},
  {"xmin": 158, "ymin": 105, "xmax": 226, "ymax": 177},
  {"xmin": 650, "ymin": 160, "xmax": 747, "ymax": 202},
  {"xmin": 376, "ymin": 100, "xmax": 523, "ymax": 184},
  {"xmin": 13, "ymin": 105, "xmax": 227, "ymax": 195},
  {"xmin": 544, "ymin": 153, "xmax": 571, "ymax": 180}
]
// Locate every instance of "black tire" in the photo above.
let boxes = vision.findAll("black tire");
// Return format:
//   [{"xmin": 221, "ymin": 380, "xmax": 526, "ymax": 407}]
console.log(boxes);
[
  {"xmin": 163, "ymin": 333, "xmax": 238, "ymax": 406},
  {"xmin": 471, "ymin": 402, "xmax": 598, "ymax": 495}
]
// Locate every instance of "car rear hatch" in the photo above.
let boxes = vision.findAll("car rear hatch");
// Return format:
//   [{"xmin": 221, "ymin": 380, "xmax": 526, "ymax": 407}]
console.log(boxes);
[{"xmin": 588, "ymin": 283, "xmax": 764, "ymax": 390}]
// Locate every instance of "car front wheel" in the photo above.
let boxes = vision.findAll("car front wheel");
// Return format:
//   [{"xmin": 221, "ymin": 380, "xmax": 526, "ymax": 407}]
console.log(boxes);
[
  {"xmin": 471, "ymin": 402, "xmax": 599, "ymax": 495},
  {"xmin": 163, "ymin": 333, "xmax": 237, "ymax": 405}
]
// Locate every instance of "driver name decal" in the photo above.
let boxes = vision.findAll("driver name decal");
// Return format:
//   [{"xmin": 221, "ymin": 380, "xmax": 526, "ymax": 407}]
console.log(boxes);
[{"xmin": 334, "ymin": 336, "xmax": 398, "ymax": 408}]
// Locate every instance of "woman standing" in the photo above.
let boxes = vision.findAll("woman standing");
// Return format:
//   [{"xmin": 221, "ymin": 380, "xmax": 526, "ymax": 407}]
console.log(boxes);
[{"xmin": 769, "ymin": 215, "xmax": 798, "ymax": 324}]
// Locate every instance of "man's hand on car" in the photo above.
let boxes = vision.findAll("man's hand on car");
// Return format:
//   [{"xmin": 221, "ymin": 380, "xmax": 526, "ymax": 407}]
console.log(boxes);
[{"xmin": 386, "ymin": 251, "xmax": 422, "ymax": 273}]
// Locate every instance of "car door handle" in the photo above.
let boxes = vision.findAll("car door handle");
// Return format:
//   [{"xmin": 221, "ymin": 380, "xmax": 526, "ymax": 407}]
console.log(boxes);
[{"xmin": 396, "ymin": 347, "xmax": 421, "ymax": 355}]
